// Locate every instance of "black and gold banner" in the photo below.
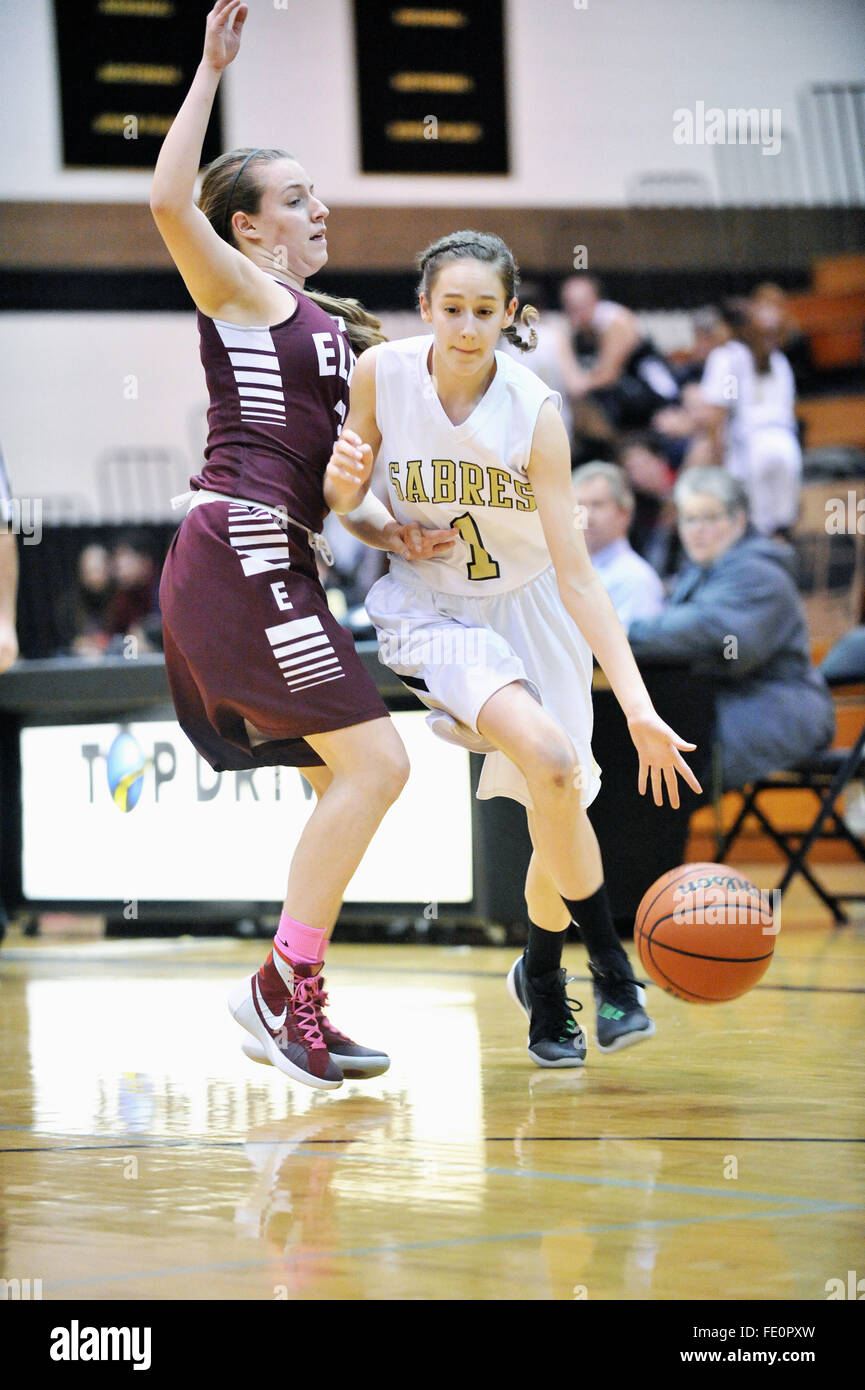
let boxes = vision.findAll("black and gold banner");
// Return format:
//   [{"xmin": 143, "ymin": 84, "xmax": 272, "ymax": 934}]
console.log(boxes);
[
  {"xmin": 352, "ymin": 1, "xmax": 509, "ymax": 174},
  {"xmin": 52, "ymin": 0, "xmax": 221, "ymax": 170}
]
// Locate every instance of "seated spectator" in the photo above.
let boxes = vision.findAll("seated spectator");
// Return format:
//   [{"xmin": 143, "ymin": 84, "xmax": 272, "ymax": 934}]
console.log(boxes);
[
  {"xmin": 104, "ymin": 532, "xmax": 162, "ymax": 652},
  {"xmin": 572, "ymin": 461, "xmax": 665, "ymax": 625},
  {"xmin": 672, "ymin": 306, "xmax": 730, "ymax": 388},
  {"xmin": 627, "ymin": 468, "xmax": 835, "ymax": 792},
  {"xmin": 648, "ymin": 307, "xmax": 731, "ymax": 465},
  {"xmin": 695, "ymin": 298, "xmax": 803, "ymax": 537},
  {"xmin": 65, "ymin": 543, "xmax": 116, "ymax": 657},
  {"xmin": 616, "ymin": 433, "xmax": 683, "ymax": 582},
  {"xmin": 556, "ymin": 274, "xmax": 681, "ymax": 462},
  {"xmin": 751, "ymin": 281, "xmax": 816, "ymax": 396}
]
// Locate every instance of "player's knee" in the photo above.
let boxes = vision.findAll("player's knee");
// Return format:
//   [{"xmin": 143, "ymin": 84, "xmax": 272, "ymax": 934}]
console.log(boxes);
[
  {"xmin": 526, "ymin": 738, "xmax": 579, "ymax": 794},
  {"xmin": 370, "ymin": 744, "xmax": 411, "ymax": 806}
]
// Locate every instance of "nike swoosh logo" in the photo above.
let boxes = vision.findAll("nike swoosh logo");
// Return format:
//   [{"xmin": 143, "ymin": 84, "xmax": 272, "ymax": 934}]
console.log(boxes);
[{"xmin": 253, "ymin": 977, "xmax": 288, "ymax": 1032}]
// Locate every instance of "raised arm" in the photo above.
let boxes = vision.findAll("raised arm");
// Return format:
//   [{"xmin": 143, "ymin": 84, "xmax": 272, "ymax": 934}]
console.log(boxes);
[
  {"xmin": 528, "ymin": 400, "xmax": 702, "ymax": 807},
  {"xmin": 150, "ymin": 0, "xmax": 261, "ymax": 318}
]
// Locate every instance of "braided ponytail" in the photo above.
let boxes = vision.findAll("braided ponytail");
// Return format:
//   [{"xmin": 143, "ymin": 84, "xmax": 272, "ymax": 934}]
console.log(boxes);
[{"xmin": 502, "ymin": 304, "xmax": 539, "ymax": 353}]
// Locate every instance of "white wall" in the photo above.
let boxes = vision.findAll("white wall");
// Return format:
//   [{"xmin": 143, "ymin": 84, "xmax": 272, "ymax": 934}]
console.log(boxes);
[
  {"xmin": 0, "ymin": 313, "xmax": 206, "ymax": 517},
  {"xmin": 4, "ymin": 0, "xmax": 864, "ymax": 208}
]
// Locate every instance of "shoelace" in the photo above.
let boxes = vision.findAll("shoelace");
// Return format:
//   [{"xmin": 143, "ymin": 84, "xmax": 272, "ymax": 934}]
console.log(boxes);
[
  {"xmin": 590, "ymin": 962, "xmax": 640, "ymax": 1011},
  {"xmin": 559, "ymin": 976, "xmax": 584, "ymax": 1040},
  {"xmin": 292, "ymin": 977, "xmax": 328, "ymax": 1048},
  {"xmin": 309, "ymin": 978, "xmax": 351, "ymax": 1043},
  {"xmin": 533, "ymin": 969, "xmax": 584, "ymax": 1042}
]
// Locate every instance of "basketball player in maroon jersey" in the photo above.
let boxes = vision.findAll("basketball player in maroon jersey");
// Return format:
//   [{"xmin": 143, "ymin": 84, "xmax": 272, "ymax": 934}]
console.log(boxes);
[{"xmin": 153, "ymin": 0, "xmax": 454, "ymax": 1089}]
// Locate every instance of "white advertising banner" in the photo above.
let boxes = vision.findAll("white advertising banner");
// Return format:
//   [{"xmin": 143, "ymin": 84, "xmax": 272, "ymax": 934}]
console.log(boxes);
[{"xmin": 21, "ymin": 712, "xmax": 473, "ymax": 904}]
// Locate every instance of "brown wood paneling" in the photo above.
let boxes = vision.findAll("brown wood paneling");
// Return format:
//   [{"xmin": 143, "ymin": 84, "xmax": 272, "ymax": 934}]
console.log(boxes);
[{"xmin": 1, "ymin": 201, "xmax": 863, "ymax": 272}]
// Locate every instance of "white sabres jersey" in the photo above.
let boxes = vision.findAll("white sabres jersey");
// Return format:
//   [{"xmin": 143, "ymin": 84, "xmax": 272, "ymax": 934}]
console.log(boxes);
[{"xmin": 375, "ymin": 334, "xmax": 561, "ymax": 596}]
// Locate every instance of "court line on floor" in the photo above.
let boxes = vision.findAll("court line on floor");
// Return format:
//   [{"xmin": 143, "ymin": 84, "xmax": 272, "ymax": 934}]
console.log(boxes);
[
  {"xmin": 283, "ymin": 1146, "xmax": 860, "ymax": 1211},
  {"xmin": 484, "ymin": 1134, "xmax": 865, "ymax": 1143},
  {"xmin": 40, "ymin": 1200, "xmax": 865, "ymax": 1295},
  {"xmin": 0, "ymin": 1130, "xmax": 856, "ymax": 1212},
  {"xmin": 1, "ymin": 1128, "xmax": 863, "ymax": 1153},
  {"xmin": 4, "ymin": 950, "xmax": 865, "ymax": 993}
]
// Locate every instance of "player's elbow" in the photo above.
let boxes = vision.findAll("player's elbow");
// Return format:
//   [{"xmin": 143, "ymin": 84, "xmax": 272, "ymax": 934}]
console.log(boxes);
[
  {"xmin": 557, "ymin": 570, "xmax": 602, "ymax": 608},
  {"xmin": 149, "ymin": 193, "xmax": 186, "ymax": 224}
]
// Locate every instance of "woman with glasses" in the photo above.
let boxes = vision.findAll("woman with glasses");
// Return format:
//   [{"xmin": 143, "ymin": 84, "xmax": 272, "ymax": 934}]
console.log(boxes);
[{"xmin": 627, "ymin": 468, "xmax": 834, "ymax": 791}]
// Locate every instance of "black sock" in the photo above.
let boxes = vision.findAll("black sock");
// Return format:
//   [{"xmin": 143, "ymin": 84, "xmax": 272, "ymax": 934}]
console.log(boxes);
[
  {"xmin": 525, "ymin": 922, "xmax": 567, "ymax": 977},
  {"xmin": 560, "ymin": 885, "xmax": 630, "ymax": 974}
]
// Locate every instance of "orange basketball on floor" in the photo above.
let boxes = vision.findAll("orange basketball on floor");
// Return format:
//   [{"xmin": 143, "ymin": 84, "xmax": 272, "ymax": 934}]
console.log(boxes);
[{"xmin": 634, "ymin": 862, "xmax": 776, "ymax": 1003}]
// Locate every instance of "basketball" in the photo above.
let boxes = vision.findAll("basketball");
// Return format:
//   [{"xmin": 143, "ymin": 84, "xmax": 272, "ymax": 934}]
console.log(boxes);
[{"xmin": 634, "ymin": 862, "xmax": 776, "ymax": 1003}]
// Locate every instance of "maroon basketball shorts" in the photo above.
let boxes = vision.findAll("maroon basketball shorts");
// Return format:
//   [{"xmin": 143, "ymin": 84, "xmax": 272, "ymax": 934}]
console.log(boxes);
[{"xmin": 159, "ymin": 499, "xmax": 388, "ymax": 771}]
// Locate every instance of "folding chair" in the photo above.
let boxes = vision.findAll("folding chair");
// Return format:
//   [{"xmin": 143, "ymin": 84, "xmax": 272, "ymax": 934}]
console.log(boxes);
[{"xmin": 714, "ymin": 628, "xmax": 865, "ymax": 923}]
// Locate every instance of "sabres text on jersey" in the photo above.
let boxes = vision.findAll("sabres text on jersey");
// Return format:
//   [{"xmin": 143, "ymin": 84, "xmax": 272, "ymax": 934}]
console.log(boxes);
[{"xmin": 387, "ymin": 458, "xmax": 537, "ymax": 511}]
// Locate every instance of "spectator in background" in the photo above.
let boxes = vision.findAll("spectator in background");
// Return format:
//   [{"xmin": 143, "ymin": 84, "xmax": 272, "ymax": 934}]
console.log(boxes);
[
  {"xmin": 696, "ymin": 298, "xmax": 803, "ymax": 537},
  {"xmin": 64, "ymin": 543, "xmax": 116, "ymax": 657},
  {"xmin": 572, "ymin": 462, "xmax": 665, "ymax": 626},
  {"xmin": 672, "ymin": 306, "xmax": 730, "ymax": 388},
  {"xmin": 752, "ymin": 281, "xmax": 816, "ymax": 396},
  {"xmin": 627, "ymin": 468, "xmax": 834, "ymax": 792},
  {"xmin": 650, "ymin": 306, "xmax": 731, "ymax": 467},
  {"xmin": 105, "ymin": 532, "xmax": 162, "ymax": 652},
  {"xmin": 616, "ymin": 432, "xmax": 683, "ymax": 583},
  {"xmin": 556, "ymin": 274, "xmax": 680, "ymax": 464}
]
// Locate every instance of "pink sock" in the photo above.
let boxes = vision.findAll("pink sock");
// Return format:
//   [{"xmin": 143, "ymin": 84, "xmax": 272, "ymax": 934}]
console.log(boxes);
[{"xmin": 273, "ymin": 912, "xmax": 328, "ymax": 974}]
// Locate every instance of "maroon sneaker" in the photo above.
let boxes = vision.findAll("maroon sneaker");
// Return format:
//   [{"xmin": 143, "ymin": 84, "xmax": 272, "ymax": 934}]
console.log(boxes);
[
  {"xmin": 242, "ymin": 971, "xmax": 390, "ymax": 1078},
  {"xmin": 229, "ymin": 954, "xmax": 343, "ymax": 1090}
]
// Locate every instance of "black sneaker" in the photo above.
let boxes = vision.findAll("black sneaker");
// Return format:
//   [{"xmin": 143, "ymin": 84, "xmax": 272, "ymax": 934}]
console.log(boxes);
[
  {"xmin": 589, "ymin": 957, "xmax": 655, "ymax": 1053},
  {"xmin": 507, "ymin": 951, "xmax": 587, "ymax": 1068}
]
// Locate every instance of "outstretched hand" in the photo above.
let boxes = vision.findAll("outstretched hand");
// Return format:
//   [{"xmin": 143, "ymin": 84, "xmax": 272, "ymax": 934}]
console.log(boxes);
[
  {"xmin": 626, "ymin": 709, "xmax": 703, "ymax": 810},
  {"xmin": 203, "ymin": 0, "xmax": 248, "ymax": 72}
]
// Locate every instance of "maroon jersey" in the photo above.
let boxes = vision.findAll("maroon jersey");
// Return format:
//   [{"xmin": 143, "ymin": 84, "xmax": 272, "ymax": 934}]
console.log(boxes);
[{"xmin": 189, "ymin": 284, "xmax": 356, "ymax": 532}]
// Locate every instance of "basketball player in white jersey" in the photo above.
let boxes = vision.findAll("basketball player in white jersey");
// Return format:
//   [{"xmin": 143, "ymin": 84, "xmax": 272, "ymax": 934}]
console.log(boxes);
[{"xmin": 324, "ymin": 231, "xmax": 702, "ymax": 1067}]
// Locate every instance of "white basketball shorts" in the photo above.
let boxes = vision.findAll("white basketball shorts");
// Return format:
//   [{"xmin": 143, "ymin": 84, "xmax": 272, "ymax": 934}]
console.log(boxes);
[{"xmin": 365, "ymin": 563, "xmax": 601, "ymax": 811}]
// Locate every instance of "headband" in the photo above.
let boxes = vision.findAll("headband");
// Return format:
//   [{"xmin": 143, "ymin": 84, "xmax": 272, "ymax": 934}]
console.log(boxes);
[{"xmin": 222, "ymin": 148, "xmax": 265, "ymax": 241}]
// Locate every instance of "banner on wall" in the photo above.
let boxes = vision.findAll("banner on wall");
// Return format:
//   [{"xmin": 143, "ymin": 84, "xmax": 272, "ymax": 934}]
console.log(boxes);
[
  {"xmin": 52, "ymin": 0, "xmax": 221, "ymax": 170},
  {"xmin": 352, "ymin": 0, "xmax": 509, "ymax": 174}
]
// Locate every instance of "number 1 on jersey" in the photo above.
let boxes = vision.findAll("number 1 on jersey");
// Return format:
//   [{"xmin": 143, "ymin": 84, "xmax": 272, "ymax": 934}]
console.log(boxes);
[{"xmin": 452, "ymin": 512, "xmax": 501, "ymax": 581}]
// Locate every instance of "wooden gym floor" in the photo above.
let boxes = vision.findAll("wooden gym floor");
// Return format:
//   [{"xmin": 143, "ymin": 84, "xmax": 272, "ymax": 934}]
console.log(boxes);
[{"xmin": 1, "ymin": 879, "xmax": 863, "ymax": 1302}]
